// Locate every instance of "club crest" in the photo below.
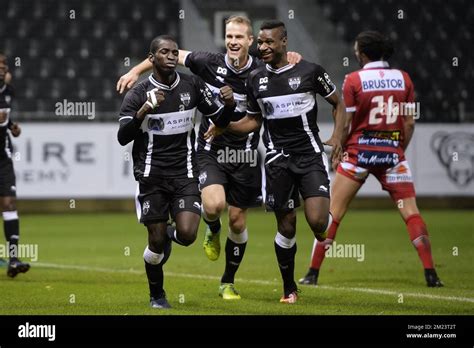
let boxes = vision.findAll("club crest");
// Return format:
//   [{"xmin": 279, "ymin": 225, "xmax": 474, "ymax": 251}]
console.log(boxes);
[
  {"xmin": 288, "ymin": 76, "xmax": 301, "ymax": 90},
  {"xmin": 180, "ymin": 92, "xmax": 191, "ymax": 106}
]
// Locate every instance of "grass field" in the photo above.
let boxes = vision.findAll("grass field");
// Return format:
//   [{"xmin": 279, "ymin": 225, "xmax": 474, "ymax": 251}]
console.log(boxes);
[{"xmin": 0, "ymin": 209, "xmax": 473, "ymax": 315}]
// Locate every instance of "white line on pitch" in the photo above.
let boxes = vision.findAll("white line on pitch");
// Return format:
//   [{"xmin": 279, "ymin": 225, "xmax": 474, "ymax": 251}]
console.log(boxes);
[{"xmin": 34, "ymin": 262, "xmax": 474, "ymax": 304}]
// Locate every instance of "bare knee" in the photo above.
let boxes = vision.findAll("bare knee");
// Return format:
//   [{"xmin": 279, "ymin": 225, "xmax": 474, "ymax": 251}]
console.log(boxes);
[
  {"xmin": 276, "ymin": 210, "xmax": 297, "ymax": 239},
  {"xmin": 203, "ymin": 199, "xmax": 226, "ymax": 218},
  {"xmin": 2, "ymin": 197, "xmax": 16, "ymax": 212},
  {"xmin": 228, "ymin": 209, "xmax": 246, "ymax": 233},
  {"xmin": 146, "ymin": 224, "xmax": 167, "ymax": 252},
  {"xmin": 176, "ymin": 226, "xmax": 198, "ymax": 246},
  {"xmin": 307, "ymin": 214, "xmax": 329, "ymax": 235}
]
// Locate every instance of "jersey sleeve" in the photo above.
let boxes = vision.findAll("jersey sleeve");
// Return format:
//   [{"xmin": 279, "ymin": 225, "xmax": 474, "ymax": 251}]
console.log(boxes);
[
  {"xmin": 313, "ymin": 64, "xmax": 337, "ymax": 98},
  {"xmin": 184, "ymin": 51, "xmax": 216, "ymax": 76},
  {"xmin": 118, "ymin": 87, "xmax": 145, "ymax": 122},
  {"xmin": 195, "ymin": 76, "xmax": 223, "ymax": 117},
  {"xmin": 246, "ymin": 73, "xmax": 260, "ymax": 115},
  {"xmin": 342, "ymin": 73, "xmax": 357, "ymax": 113}
]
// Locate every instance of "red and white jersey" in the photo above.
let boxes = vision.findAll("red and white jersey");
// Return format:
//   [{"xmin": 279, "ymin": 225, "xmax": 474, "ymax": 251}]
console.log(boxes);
[{"xmin": 342, "ymin": 61, "xmax": 415, "ymax": 154}]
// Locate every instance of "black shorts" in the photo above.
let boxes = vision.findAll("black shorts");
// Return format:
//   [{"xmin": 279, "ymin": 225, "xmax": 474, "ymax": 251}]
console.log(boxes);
[
  {"xmin": 197, "ymin": 150, "xmax": 263, "ymax": 209},
  {"xmin": 135, "ymin": 176, "xmax": 201, "ymax": 225},
  {"xmin": 0, "ymin": 158, "xmax": 16, "ymax": 197},
  {"xmin": 264, "ymin": 151, "xmax": 330, "ymax": 211}
]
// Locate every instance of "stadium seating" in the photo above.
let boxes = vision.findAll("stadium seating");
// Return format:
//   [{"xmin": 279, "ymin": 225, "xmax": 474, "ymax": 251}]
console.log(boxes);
[{"xmin": 1, "ymin": 0, "xmax": 180, "ymax": 119}]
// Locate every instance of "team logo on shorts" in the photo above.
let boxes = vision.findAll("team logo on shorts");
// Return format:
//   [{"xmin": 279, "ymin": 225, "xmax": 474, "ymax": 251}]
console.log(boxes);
[
  {"xmin": 180, "ymin": 92, "xmax": 191, "ymax": 107},
  {"xmin": 199, "ymin": 171, "xmax": 207, "ymax": 185},
  {"xmin": 142, "ymin": 201, "xmax": 150, "ymax": 215},
  {"xmin": 288, "ymin": 77, "xmax": 301, "ymax": 90},
  {"xmin": 148, "ymin": 117, "xmax": 164, "ymax": 131},
  {"xmin": 267, "ymin": 194, "xmax": 275, "ymax": 207}
]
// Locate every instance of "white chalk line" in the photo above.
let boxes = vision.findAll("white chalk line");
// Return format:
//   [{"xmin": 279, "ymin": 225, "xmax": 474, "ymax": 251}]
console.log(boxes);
[{"xmin": 34, "ymin": 262, "xmax": 474, "ymax": 304}]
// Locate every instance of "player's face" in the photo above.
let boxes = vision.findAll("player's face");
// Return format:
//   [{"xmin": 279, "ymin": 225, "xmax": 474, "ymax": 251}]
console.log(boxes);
[
  {"xmin": 0, "ymin": 62, "xmax": 7, "ymax": 82},
  {"xmin": 225, "ymin": 22, "xmax": 253, "ymax": 63},
  {"xmin": 150, "ymin": 40, "xmax": 179, "ymax": 73},
  {"xmin": 257, "ymin": 28, "xmax": 286, "ymax": 65}
]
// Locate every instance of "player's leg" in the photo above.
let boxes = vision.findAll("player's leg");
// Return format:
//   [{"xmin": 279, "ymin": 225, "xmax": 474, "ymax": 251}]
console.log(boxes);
[
  {"xmin": 265, "ymin": 154, "xmax": 300, "ymax": 303},
  {"xmin": 300, "ymin": 171, "xmax": 363, "ymax": 285},
  {"xmin": 219, "ymin": 161, "xmax": 262, "ymax": 299},
  {"xmin": 201, "ymin": 184, "xmax": 226, "ymax": 260},
  {"xmin": 381, "ymin": 161, "xmax": 443, "ymax": 287},
  {"xmin": 136, "ymin": 179, "xmax": 174, "ymax": 308},
  {"xmin": 144, "ymin": 221, "xmax": 172, "ymax": 309},
  {"xmin": 167, "ymin": 177, "xmax": 202, "ymax": 246},
  {"xmin": 1, "ymin": 161, "xmax": 30, "ymax": 277},
  {"xmin": 218, "ymin": 206, "xmax": 247, "ymax": 299}
]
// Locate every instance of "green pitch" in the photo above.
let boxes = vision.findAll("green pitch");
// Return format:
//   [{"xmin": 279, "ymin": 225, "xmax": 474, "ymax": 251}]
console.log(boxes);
[{"xmin": 0, "ymin": 210, "xmax": 473, "ymax": 315}]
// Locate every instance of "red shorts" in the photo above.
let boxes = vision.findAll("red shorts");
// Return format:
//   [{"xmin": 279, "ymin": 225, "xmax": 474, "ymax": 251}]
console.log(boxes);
[{"xmin": 337, "ymin": 149, "xmax": 416, "ymax": 201}]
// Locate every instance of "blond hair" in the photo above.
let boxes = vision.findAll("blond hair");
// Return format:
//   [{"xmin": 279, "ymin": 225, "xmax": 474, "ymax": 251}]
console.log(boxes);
[{"xmin": 225, "ymin": 15, "xmax": 253, "ymax": 37}]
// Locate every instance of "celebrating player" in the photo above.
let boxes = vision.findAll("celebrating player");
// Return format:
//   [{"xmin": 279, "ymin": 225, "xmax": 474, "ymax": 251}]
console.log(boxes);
[
  {"xmin": 0, "ymin": 57, "xmax": 30, "ymax": 277},
  {"xmin": 299, "ymin": 31, "xmax": 443, "ymax": 287},
  {"xmin": 117, "ymin": 35, "xmax": 235, "ymax": 308},
  {"xmin": 117, "ymin": 16, "xmax": 301, "ymax": 300},
  {"xmin": 205, "ymin": 20, "xmax": 345, "ymax": 303}
]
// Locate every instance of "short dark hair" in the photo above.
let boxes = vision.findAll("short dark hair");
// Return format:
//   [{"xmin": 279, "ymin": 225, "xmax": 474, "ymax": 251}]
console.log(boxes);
[
  {"xmin": 356, "ymin": 31, "xmax": 394, "ymax": 61},
  {"xmin": 260, "ymin": 20, "xmax": 287, "ymax": 38},
  {"xmin": 150, "ymin": 35, "xmax": 177, "ymax": 54}
]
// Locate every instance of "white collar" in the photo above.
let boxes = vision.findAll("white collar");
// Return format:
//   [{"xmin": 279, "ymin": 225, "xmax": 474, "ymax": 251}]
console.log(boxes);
[
  {"xmin": 148, "ymin": 72, "xmax": 180, "ymax": 90},
  {"xmin": 225, "ymin": 54, "xmax": 253, "ymax": 74},
  {"xmin": 363, "ymin": 61, "xmax": 390, "ymax": 69},
  {"xmin": 265, "ymin": 63, "xmax": 295, "ymax": 74}
]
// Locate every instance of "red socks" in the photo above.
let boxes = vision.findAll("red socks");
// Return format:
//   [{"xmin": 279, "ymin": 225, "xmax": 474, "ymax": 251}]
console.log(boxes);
[
  {"xmin": 405, "ymin": 214, "xmax": 434, "ymax": 269},
  {"xmin": 310, "ymin": 219, "xmax": 340, "ymax": 270}
]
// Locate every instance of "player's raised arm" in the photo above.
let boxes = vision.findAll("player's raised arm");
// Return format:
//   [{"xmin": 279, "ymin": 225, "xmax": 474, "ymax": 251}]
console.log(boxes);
[
  {"xmin": 117, "ymin": 87, "xmax": 164, "ymax": 146},
  {"xmin": 116, "ymin": 50, "xmax": 192, "ymax": 94}
]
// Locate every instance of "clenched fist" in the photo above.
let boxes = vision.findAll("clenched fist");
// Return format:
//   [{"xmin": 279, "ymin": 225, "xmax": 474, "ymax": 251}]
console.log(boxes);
[{"xmin": 219, "ymin": 85, "xmax": 235, "ymax": 107}]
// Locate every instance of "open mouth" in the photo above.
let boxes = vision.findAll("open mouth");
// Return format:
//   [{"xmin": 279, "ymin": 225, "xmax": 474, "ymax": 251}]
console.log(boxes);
[
  {"xmin": 228, "ymin": 46, "xmax": 241, "ymax": 54},
  {"xmin": 260, "ymin": 51, "xmax": 272, "ymax": 60}
]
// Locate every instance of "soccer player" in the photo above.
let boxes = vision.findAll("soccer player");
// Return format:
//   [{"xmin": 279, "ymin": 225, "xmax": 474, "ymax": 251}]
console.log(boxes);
[
  {"xmin": 0, "ymin": 57, "xmax": 30, "ymax": 277},
  {"xmin": 117, "ymin": 35, "xmax": 235, "ymax": 308},
  {"xmin": 299, "ymin": 31, "xmax": 443, "ymax": 287},
  {"xmin": 117, "ymin": 16, "xmax": 301, "ymax": 300},
  {"xmin": 205, "ymin": 20, "xmax": 345, "ymax": 303}
]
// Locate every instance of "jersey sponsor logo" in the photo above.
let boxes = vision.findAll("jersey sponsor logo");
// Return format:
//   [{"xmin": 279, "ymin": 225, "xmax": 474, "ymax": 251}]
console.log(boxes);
[
  {"xmin": 148, "ymin": 117, "xmax": 165, "ymax": 131},
  {"xmin": 288, "ymin": 76, "xmax": 301, "ymax": 90},
  {"xmin": 259, "ymin": 77, "xmax": 268, "ymax": 91},
  {"xmin": 142, "ymin": 200, "xmax": 150, "ymax": 215},
  {"xmin": 363, "ymin": 130, "xmax": 401, "ymax": 141},
  {"xmin": 431, "ymin": 131, "xmax": 474, "ymax": 187},
  {"xmin": 357, "ymin": 136, "xmax": 400, "ymax": 148},
  {"xmin": 217, "ymin": 67, "xmax": 227, "ymax": 75},
  {"xmin": 357, "ymin": 151, "xmax": 399, "ymax": 167},
  {"xmin": 179, "ymin": 92, "xmax": 191, "ymax": 106},
  {"xmin": 385, "ymin": 161, "xmax": 413, "ymax": 183},
  {"xmin": 145, "ymin": 109, "xmax": 195, "ymax": 135},
  {"xmin": 359, "ymin": 69, "xmax": 405, "ymax": 92},
  {"xmin": 257, "ymin": 92, "xmax": 315, "ymax": 119}
]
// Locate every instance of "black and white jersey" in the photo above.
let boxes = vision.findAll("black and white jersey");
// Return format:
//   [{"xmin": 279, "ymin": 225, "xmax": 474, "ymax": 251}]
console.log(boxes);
[
  {"xmin": 184, "ymin": 51, "xmax": 262, "ymax": 154},
  {"xmin": 0, "ymin": 83, "xmax": 14, "ymax": 160},
  {"xmin": 119, "ymin": 72, "xmax": 223, "ymax": 179},
  {"xmin": 247, "ymin": 60, "xmax": 336, "ymax": 155}
]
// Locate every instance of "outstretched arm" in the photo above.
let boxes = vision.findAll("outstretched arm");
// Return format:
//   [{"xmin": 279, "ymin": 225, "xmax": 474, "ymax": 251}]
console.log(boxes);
[{"xmin": 116, "ymin": 50, "xmax": 192, "ymax": 94}]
